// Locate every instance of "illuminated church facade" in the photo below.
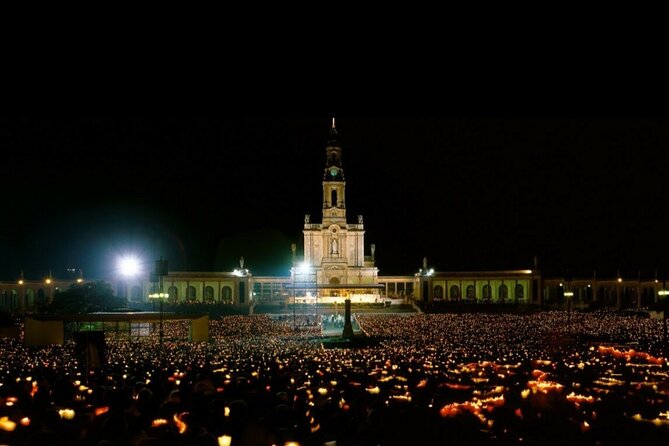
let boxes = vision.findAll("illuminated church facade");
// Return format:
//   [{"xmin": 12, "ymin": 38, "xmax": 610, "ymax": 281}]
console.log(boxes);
[
  {"xmin": 294, "ymin": 122, "xmax": 381, "ymax": 303},
  {"xmin": 3, "ymin": 122, "xmax": 667, "ymax": 313}
]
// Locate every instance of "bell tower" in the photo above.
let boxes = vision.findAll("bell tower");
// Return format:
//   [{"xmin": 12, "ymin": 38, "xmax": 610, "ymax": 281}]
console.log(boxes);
[
  {"xmin": 302, "ymin": 119, "xmax": 377, "ymax": 292},
  {"xmin": 322, "ymin": 118, "xmax": 347, "ymax": 226}
]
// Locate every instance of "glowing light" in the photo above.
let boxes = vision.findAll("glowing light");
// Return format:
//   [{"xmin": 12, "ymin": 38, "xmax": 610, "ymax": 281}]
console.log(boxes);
[
  {"xmin": 218, "ymin": 435, "xmax": 232, "ymax": 446},
  {"xmin": 527, "ymin": 380, "xmax": 563, "ymax": 394},
  {"xmin": 20, "ymin": 417, "xmax": 30, "ymax": 426},
  {"xmin": 45, "ymin": 278, "xmax": 52, "ymax": 284},
  {"xmin": 149, "ymin": 293, "xmax": 169, "ymax": 300},
  {"xmin": 174, "ymin": 412, "xmax": 188, "ymax": 434},
  {"xmin": 598, "ymin": 345, "xmax": 664, "ymax": 364},
  {"xmin": 297, "ymin": 262, "xmax": 311, "ymax": 275},
  {"xmin": 58, "ymin": 409, "xmax": 76, "ymax": 420},
  {"xmin": 18, "ymin": 279, "xmax": 23, "ymax": 285},
  {"xmin": 566, "ymin": 392, "xmax": 594, "ymax": 404},
  {"xmin": 0, "ymin": 416, "xmax": 16, "ymax": 432},
  {"xmin": 95, "ymin": 406, "xmax": 109, "ymax": 417},
  {"xmin": 617, "ymin": 278, "xmax": 622, "ymax": 283},
  {"xmin": 152, "ymin": 418, "xmax": 169, "ymax": 427},
  {"xmin": 118, "ymin": 255, "xmax": 141, "ymax": 277}
]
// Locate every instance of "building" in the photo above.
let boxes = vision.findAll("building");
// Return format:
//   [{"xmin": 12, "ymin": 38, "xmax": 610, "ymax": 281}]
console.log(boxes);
[
  {"xmin": 2, "ymin": 122, "xmax": 669, "ymax": 313},
  {"xmin": 293, "ymin": 121, "xmax": 382, "ymax": 303}
]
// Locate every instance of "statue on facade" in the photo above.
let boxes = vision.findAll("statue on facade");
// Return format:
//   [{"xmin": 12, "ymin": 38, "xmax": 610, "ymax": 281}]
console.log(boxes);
[
  {"xmin": 305, "ymin": 214, "xmax": 310, "ymax": 224},
  {"xmin": 358, "ymin": 215, "xmax": 363, "ymax": 224},
  {"xmin": 240, "ymin": 256, "xmax": 244, "ymax": 269},
  {"xmin": 371, "ymin": 244, "xmax": 376, "ymax": 259},
  {"xmin": 332, "ymin": 238, "xmax": 338, "ymax": 255}
]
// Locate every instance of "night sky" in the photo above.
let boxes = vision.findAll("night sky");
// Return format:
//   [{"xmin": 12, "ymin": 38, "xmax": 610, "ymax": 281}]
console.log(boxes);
[{"xmin": 2, "ymin": 117, "xmax": 669, "ymax": 281}]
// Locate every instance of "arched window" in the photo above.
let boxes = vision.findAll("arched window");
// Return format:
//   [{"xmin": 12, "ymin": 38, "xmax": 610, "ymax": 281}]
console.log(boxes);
[
  {"xmin": 187, "ymin": 286, "xmax": 197, "ymax": 302},
  {"xmin": 498, "ymin": 284, "xmax": 508, "ymax": 302},
  {"xmin": 222, "ymin": 286, "xmax": 232, "ymax": 304},
  {"xmin": 331, "ymin": 189, "xmax": 337, "ymax": 206},
  {"xmin": 466, "ymin": 285, "xmax": 475, "ymax": 300},
  {"xmin": 515, "ymin": 284, "xmax": 524, "ymax": 300},
  {"xmin": 26, "ymin": 289, "xmax": 35, "ymax": 308},
  {"xmin": 167, "ymin": 286, "xmax": 178, "ymax": 303},
  {"xmin": 482, "ymin": 285, "xmax": 491, "ymax": 301},
  {"xmin": 450, "ymin": 285, "xmax": 460, "ymax": 300},
  {"xmin": 131, "ymin": 286, "xmax": 142, "ymax": 301},
  {"xmin": 204, "ymin": 286, "xmax": 214, "ymax": 303},
  {"xmin": 433, "ymin": 285, "xmax": 444, "ymax": 300}
]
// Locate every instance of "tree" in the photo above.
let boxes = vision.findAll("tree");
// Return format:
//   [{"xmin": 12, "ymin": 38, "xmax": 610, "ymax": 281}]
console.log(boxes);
[{"xmin": 47, "ymin": 281, "xmax": 127, "ymax": 314}]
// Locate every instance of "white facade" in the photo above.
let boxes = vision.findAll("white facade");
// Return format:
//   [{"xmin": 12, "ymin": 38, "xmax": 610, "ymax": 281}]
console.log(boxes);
[{"xmin": 298, "ymin": 123, "xmax": 378, "ymax": 292}]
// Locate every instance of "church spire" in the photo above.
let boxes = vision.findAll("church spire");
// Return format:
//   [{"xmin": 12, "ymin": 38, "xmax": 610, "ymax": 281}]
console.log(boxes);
[
  {"xmin": 328, "ymin": 119, "xmax": 339, "ymax": 146},
  {"xmin": 322, "ymin": 120, "xmax": 346, "ymax": 224},
  {"xmin": 324, "ymin": 120, "xmax": 344, "ymax": 179}
]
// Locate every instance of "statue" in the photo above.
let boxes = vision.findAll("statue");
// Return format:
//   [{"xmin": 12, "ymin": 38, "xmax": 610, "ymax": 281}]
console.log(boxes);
[
  {"xmin": 332, "ymin": 238, "xmax": 338, "ymax": 254},
  {"xmin": 371, "ymin": 244, "xmax": 376, "ymax": 258},
  {"xmin": 239, "ymin": 256, "xmax": 244, "ymax": 269},
  {"xmin": 305, "ymin": 214, "xmax": 310, "ymax": 224},
  {"xmin": 358, "ymin": 215, "xmax": 363, "ymax": 224}
]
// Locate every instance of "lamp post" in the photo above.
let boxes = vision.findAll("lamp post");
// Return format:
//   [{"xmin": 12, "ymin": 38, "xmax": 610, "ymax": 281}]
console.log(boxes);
[
  {"xmin": 564, "ymin": 289, "xmax": 574, "ymax": 335},
  {"xmin": 17, "ymin": 271, "xmax": 25, "ymax": 313},
  {"xmin": 45, "ymin": 271, "xmax": 54, "ymax": 307},
  {"xmin": 149, "ymin": 292, "xmax": 169, "ymax": 344},
  {"xmin": 290, "ymin": 266, "xmax": 296, "ymax": 331},
  {"xmin": 659, "ymin": 288, "xmax": 669, "ymax": 352},
  {"xmin": 150, "ymin": 258, "xmax": 169, "ymax": 345},
  {"xmin": 291, "ymin": 262, "xmax": 313, "ymax": 332}
]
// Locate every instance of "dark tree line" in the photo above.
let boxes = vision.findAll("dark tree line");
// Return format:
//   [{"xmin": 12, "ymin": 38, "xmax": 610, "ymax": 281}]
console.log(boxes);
[{"xmin": 46, "ymin": 281, "xmax": 127, "ymax": 314}]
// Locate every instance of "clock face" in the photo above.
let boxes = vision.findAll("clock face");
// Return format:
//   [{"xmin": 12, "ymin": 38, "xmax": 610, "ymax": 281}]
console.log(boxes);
[{"xmin": 330, "ymin": 167, "xmax": 337, "ymax": 177}]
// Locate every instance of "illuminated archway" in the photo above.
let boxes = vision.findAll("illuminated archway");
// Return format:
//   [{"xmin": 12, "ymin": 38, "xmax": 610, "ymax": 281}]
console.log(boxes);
[
  {"xmin": 498, "ymin": 284, "xmax": 508, "ymax": 302},
  {"xmin": 450, "ymin": 285, "xmax": 460, "ymax": 301}
]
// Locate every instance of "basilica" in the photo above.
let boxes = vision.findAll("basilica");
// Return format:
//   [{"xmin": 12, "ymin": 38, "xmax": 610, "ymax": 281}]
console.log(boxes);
[{"xmin": 2, "ymin": 123, "xmax": 666, "ymax": 313}]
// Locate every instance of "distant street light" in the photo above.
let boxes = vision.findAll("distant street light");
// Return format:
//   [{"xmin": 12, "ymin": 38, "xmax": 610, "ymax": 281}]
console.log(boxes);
[
  {"xmin": 149, "ymin": 292, "xmax": 169, "ymax": 344},
  {"xmin": 149, "ymin": 257, "xmax": 170, "ymax": 347},
  {"xmin": 564, "ymin": 290, "xmax": 574, "ymax": 333},
  {"xmin": 291, "ymin": 262, "xmax": 313, "ymax": 331}
]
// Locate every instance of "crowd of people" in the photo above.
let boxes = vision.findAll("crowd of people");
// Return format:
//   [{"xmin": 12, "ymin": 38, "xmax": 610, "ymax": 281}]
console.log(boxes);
[{"xmin": 0, "ymin": 311, "xmax": 668, "ymax": 445}]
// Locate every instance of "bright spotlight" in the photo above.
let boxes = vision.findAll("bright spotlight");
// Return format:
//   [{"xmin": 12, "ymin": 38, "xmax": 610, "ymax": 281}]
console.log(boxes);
[
  {"xmin": 118, "ymin": 256, "xmax": 141, "ymax": 277},
  {"xmin": 297, "ymin": 262, "xmax": 311, "ymax": 275}
]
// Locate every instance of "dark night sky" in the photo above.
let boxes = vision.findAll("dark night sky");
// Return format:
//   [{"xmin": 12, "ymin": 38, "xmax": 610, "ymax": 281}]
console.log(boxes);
[{"xmin": 2, "ymin": 117, "xmax": 669, "ymax": 281}]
